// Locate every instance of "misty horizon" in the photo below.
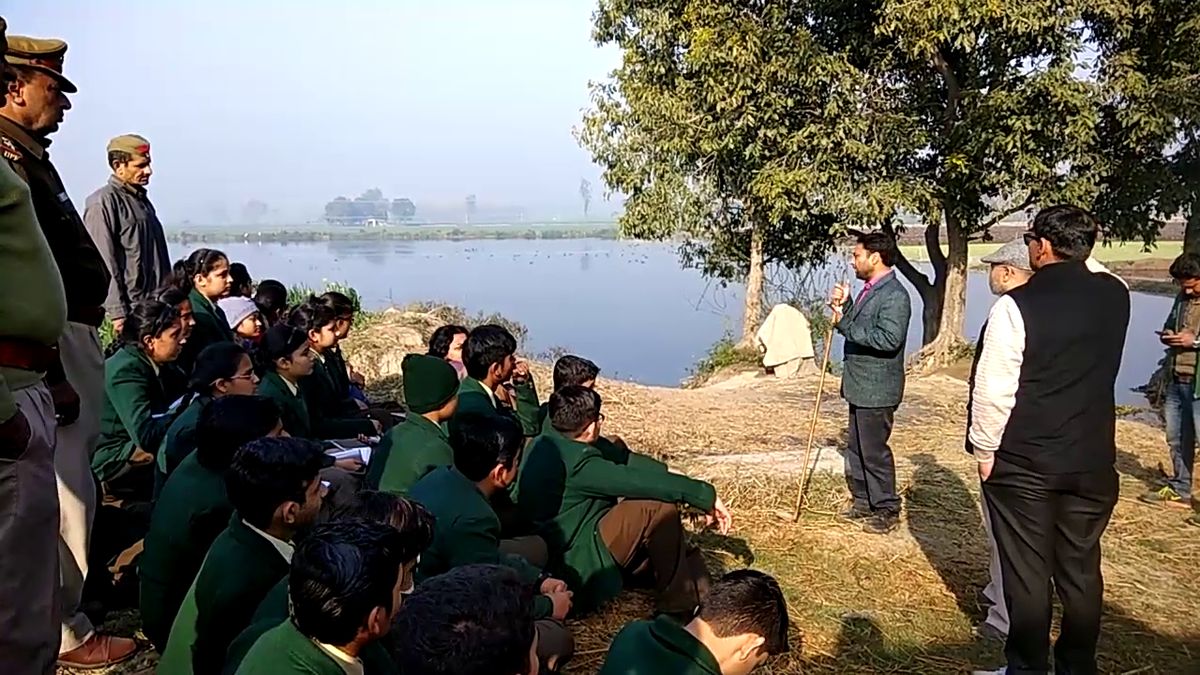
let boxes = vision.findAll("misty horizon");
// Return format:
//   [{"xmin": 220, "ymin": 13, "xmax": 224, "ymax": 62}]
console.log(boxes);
[{"xmin": 4, "ymin": 1, "xmax": 621, "ymax": 224}]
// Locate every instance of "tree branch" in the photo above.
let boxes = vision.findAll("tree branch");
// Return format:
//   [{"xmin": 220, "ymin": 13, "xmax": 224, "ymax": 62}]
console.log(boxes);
[
  {"xmin": 932, "ymin": 48, "xmax": 961, "ymax": 136},
  {"xmin": 881, "ymin": 218, "xmax": 933, "ymax": 292},
  {"xmin": 980, "ymin": 192, "xmax": 1037, "ymax": 232}
]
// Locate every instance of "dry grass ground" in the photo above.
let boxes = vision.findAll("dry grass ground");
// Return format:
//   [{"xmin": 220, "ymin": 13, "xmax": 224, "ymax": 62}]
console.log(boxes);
[{"xmin": 71, "ymin": 311, "xmax": 1200, "ymax": 674}]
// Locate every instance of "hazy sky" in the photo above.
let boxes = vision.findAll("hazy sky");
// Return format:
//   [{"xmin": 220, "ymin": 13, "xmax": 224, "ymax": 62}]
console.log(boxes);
[{"xmin": 5, "ymin": 1, "xmax": 619, "ymax": 223}]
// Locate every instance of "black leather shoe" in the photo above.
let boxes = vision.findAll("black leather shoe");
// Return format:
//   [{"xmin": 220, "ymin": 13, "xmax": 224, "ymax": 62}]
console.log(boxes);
[
  {"xmin": 839, "ymin": 504, "xmax": 872, "ymax": 521},
  {"xmin": 862, "ymin": 510, "xmax": 900, "ymax": 534}
]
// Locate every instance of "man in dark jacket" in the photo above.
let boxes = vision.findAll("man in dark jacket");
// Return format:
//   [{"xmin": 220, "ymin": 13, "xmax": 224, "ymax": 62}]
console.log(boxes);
[
  {"xmin": 829, "ymin": 231, "xmax": 911, "ymax": 534},
  {"xmin": 83, "ymin": 134, "xmax": 170, "ymax": 334},
  {"xmin": 969, "ymin": 205, "xmax": 1130, "ymax": 675}
]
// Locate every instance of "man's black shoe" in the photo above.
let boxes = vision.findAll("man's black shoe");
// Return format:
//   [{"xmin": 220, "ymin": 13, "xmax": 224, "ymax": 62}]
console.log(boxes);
[
  {"xmin": 839, "ymin": 504, "xmax": 872, "ymax": 521},
  {"xmin": 862, "ymin": 510, "xmax": 900, "ymax": 535}
]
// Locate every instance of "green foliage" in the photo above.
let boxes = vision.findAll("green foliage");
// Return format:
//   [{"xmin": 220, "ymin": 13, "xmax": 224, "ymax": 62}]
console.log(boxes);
[
  {"xmin": 688, "ymin": 335, "xmax": 761, "ymax": 386},
  {"xmin": 99, "ymin": 317, "xmax": 117, "ymax": 351},
  {"xmin": 287, "ymin": 282, "xmax": 372, "ymax": 328}
]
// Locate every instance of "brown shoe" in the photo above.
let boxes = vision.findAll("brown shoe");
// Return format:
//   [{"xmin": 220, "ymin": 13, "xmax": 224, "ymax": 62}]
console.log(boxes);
[{"xmin": 57, "ymin": 634, "xmax": 139, "ymax": 670}]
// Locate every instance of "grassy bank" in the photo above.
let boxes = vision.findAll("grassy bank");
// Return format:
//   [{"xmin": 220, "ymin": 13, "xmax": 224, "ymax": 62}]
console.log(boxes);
[{"xmin": 165, "ymin": 223, "xmax": 618, "ymax": 244}]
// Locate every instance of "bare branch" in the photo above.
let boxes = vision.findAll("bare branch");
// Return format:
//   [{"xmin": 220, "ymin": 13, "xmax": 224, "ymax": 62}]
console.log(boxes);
[
  {"xmin": 932, "ymin": 48, "xmax": 961, "ymax": 136},
  {"xmin": 881, "ymin": 218, "xmax": 933, "ymax": 292},
  {"xmin": 980, "ymin": 192, "xmax": 1037, "ymax": 232}
]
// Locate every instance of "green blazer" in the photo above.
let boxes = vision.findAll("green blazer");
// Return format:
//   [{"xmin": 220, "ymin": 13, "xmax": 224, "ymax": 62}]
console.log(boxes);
[
  {"xmin": 157, "ymin": 518, "xmax": 291, "ymax": 675},
  {"xmin": 225, "ymin": 579, "xmax": 397, "ymax": 675},
  {"xmin": 599, "ymin": 616, "xmax": 722, "ymax": 675},
  {"xmin": 454, "ymin": 376, "xmax": 540, "ymax": 436},
  {"xmin": 177, "ymin": 288, "xmax": 234, "ymax": 373},
  {"xmin": 409, "ymin": 466, "xmax": 553, "ymax": 618},
  {"xmin": 368, "ymin": 414, "xmax": 451, "ymax": 494},
  {"xmin": 158, "ymin": 395, "xmax": 208, "ymax": 479},
  {"xmin": 324, "ymin": 346, "xmax": 353, "ymax": 400},
  {"xmin": 93, "ymin": 344, "xmax": 176, "ymax": 482},
  {"xmin": 836, "ymin": 271, "xmax": 911, "ymax": 409},
  {"xmin": 140, "ymin": 452, "xmax": 234, "ymax": 649},
  {"xmin": 232, "ymin": 618, "xmax": 398, "ymax": 675},
  {"xmin": 301, "ymin": 357, "xmax": 375, "ymax": 438},
  {"xmin": 257, "ymin": 371, "xmax": 312, "ymax": 439},
  {"xmin": 515, "ymin": 429, "xmax": 715, "ymax": 610}
]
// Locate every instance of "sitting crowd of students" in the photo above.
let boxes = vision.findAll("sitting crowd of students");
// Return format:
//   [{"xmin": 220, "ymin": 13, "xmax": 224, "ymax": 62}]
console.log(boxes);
[{"xmin": 94, "ymin": 246, "xmax": 790, "ymax": 674}]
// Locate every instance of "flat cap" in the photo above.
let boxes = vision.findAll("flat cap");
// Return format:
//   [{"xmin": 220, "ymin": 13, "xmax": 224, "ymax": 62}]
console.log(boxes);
[
  {"xmin": 980, "ymin": 237, "xmax": 1033, "ymax": 272},
  {"xmin": 5, "ymin": 35, "xmax": 77, "ymax": 93},
  {"xmin": 107, "ymin": 134, "xmax": 151, "ymax": 158}
]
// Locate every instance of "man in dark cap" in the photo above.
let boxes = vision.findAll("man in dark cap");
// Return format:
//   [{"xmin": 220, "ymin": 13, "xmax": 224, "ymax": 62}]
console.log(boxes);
[
  {"xmin": 84, "ymin": 133, "xmax": 171, "ymax": 334},
  {"xmin": 0, "ymin": 33, "xmax": 136, "ymax": 669},
  {"xmin": 0, "ymin": 18, "xmax": 69, "ymax": 675}
]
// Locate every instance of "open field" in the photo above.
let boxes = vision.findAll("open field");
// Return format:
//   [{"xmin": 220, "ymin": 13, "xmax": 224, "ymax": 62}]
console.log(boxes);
[
  {"xmin": 900, "ymin": 240, "xmax": 1183, "ymax": 266},
  {"xmin": 70, "ymin": 309, "xmax": 1199, "ymax": 674}
]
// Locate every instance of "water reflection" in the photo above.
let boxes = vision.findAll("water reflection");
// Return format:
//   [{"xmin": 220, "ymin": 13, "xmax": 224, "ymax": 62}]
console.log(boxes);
[{"xmin": 188, "ymin": 239, "xmax": 1165, "ymax": 405}]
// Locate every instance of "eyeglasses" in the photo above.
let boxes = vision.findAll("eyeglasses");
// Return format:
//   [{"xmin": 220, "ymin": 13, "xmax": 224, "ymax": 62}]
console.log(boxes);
[
  {"xmin": 229, "ymin": 372, "xmax": 258, "ymax": 381},
  {"xmin": 1022, "ymin": 232, "xmax": 1040, "ymax": 245}
]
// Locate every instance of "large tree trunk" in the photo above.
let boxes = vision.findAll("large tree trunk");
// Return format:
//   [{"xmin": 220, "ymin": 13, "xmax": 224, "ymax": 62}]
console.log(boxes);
[
  {"xmin": 739, "ymin": 222, "xmax": 765, "ymax": 348},
  {"xmin": 889, "ymin": 221, "xmax": 946, "ymax": 345},
  {"xmin": 1185, "ymin": 205, "xmax": 1200, "ymax": 256},
  {"xmin": 913, "ymin": 214, "xmax": 970, "ymax": 371}
]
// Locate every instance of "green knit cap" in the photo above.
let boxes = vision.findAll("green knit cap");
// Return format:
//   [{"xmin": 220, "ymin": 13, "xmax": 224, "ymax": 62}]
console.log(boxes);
[{"xmin": 402, "ymin": 354, "xmax": 459, "ymax": 414}]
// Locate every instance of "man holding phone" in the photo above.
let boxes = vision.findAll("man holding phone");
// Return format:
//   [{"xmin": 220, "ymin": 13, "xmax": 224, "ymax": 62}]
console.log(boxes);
[{"xmin": 1143, "ymin": 253, "xmax": 1200, "ymax": 525}]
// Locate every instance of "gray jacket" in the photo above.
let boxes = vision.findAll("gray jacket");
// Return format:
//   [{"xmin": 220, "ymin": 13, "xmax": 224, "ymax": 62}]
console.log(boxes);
[
  {"xmin": 83, "ymin": 176, "xmax": 171, "ymax": 320},
  {"xmin": 837, "ymin": 271, "xmax": 911, "ymax": 408}
]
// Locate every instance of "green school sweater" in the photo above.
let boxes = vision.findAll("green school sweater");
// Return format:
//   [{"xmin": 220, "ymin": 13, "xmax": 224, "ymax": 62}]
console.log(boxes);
[
  {"xmin": 409, "ymin": 466, "xmax": 553, "ymax": 618},
  {"xmin": 258, "ymin": 371, "xmax": 313, "ymax": 439},
  {"xmin": 140, "ymin": 452, "xmax": 233, "ymax": 649},
  {"xmin": 176, "ymin": 288, "xmax": 234, "ymax": 374},
  {"xmin": 369, "ymin": 414, "xmax": 451, "ymax": 495},
  {"xmin": 301, "ymin": 357, "xmax": 374, "ymax": 438},
  {"xmin": 454, "ymin": 376, "xmax": 539, "ymax": 436},
  {"xmin": 0, "ymin": 159, "xmax": 66, "ymax": 423},
  {"xmin": 516, "ymin": 429, "xmax": 715, "ymax": 610},
  {"xmin": 92, "ymin": 344, "xmax": 176, "ymax": 482},
  {"xmin": 598, "ymin": 616, "xmax": 722, "ymax": 675},
  {"xmin": 158, "ymin": 395, "xmax": 208, "ymax": 478},
  {"xmin": 157, "ymin": 518, "xmax": 291, "ymax": 675},
  {"xmin": 225, "ymin": 580, "xmax": 397, "ymax": 675}
]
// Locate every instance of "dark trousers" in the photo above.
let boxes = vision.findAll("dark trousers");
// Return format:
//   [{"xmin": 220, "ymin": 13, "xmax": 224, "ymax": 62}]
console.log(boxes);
[
  {"xmin": 845, "ymin": 405, "xmax": 900, "ymax": 512},
  {"xmin": 599, "ymin": 499, "xmax": 709, "ymax": 614},
  {"xmin": 983, "ymin": 458, "xmax": 1119, "ymax": 675}
]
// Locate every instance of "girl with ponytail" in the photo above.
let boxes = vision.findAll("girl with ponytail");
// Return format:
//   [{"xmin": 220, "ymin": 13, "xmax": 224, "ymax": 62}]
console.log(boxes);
[
  {"xmin": 92, "ymin": 300, "xmax": 187, "ymax": 500},
  {"xmin": 154, "ymin": 342, "xmax": 259, "ymax": 496},
  {"xmin": 169, "ymin": 248, "xmax": 234, "ymax": 373}
]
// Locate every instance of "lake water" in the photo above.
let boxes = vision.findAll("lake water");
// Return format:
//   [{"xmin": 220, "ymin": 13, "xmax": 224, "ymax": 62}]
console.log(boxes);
[{"xmin": 172, "ymin": 239, "xmax": 1168, "ymax": 406}]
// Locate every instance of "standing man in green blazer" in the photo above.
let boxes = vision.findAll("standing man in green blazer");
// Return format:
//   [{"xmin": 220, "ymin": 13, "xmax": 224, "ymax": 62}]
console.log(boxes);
[
  {"xmin": 519, "ymin": 386, "xmax": 731, "ymax": 614},
  {"xmin": 157, "ymin": 436, "xmax": 326, "ymax": 675},
  {"xmin": 369, "ymin": 354, "xmax": 458, "ymax": 494},
  {"xmin": 236, "ymin": 521, "xmax": 411, "ymax": 675},
  {"xmin": 599, "ymin": 570, "xmax": 790, "ymax": 675},
  {"xmin": 829, "ymin": 232, "xmax": 912, "ymax": 535}
]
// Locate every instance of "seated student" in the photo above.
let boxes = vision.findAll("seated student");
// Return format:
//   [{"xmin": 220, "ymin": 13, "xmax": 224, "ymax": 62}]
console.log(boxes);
[
  {"xmin": 234, "ymin": 521, "xmax": 408, "ymax": 675},
  {"xmin": 253, "ymin": 279, "xmax": 289, "ymax": 327},
  {"xmin": 256, "ymin": 324, "xmax": 370, "ymax": 440},
  {"xmin": 158, "ymin": 286, "xmax": 198, "ymax": 346},
  {"xmin": 226, "ymin": 494, "xmax": 434, "ymax": 674},
  {"xmin": 368, "ymin": 354, "xmax": 459, "ymax": 494},
  {"xmin": 410, "ymin": 413, "xmax": 574, "ymax": 671},
  {"xmin": 518, "ymin": 386, "xmax": 731, "ymax": 615},
  {"xmin": 141, "ymin": 395, "xmax": 284, "ymax": 649},
  {"xmin": 289, "ymin": 300, "xmax": 380, "ymax": 436},
  {"xmin": 456, "ymin": 324, "xmax": 539, "ymax": 436},
  {"xmin": 156, "ymin": 342, "xmax": 259, "ymax": 494},
  {"xmin": 541, "ymin": 355, "xmax": 665, "ymax": 470},
  {"xmin": 228, "ymin": 262, "xmax": 253, "ymax": 298},
  {"xmin": 168, "ymin": 248, "xmax": 234, "ymax": 373},
  {"xmin": 92, "ymin": 300, "xmax": 187, "ymax": 500},
  {"xmin": 218, "ymin": 296, "xmax": 265, "ymax": 350},
  {"xmin": 157, "ymin": 436, "xmax": 328, "ymax": 675},
  {"xmin": 600, "ymin": 569, "xmax": 790, "ymax": 675},
  {"xmin": 428, "ymin": 323, "xmax": 469, "ymax": 380},
  {"xmin": 393, "ymin": 564, "xmax": 540, "ymax": 675},
  {"xmin": 317, "ymin": 291, "xmax": 367, "ymax": 404}
]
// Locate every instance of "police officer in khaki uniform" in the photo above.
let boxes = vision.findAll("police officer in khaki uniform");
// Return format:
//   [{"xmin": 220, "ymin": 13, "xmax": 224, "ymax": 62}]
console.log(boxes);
[{"xmin": 0, "ymin": 34, "xmax": 138, "ymax": 669}]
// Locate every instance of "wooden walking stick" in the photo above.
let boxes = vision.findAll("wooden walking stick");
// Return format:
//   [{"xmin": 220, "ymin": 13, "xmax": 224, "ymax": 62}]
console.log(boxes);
[{"xmin": 792, "ymin": 277, "xmax": 847, "ymax": 522}]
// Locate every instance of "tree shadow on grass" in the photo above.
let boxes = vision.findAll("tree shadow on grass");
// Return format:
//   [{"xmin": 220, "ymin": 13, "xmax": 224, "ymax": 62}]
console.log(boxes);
[{"xmin": 905, "ymin": 452, "xmax": 991, "ymax": 627}]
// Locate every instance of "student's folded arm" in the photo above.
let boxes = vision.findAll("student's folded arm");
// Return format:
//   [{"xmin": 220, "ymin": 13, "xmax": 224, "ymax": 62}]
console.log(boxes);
[
  {"xmin": 967, "ymin": 297, "xmax": 1025, "ymax": 456},
  {"xmin": 110, "ymin": 367, "xmax": 170, "ymax": 458},
  {"xmin": 513, "ymin": 380, "xmax": 541, "ymax": 436},
  {"xmin": 572, "ymin": 455, "xmax": 716, "ymax": 511}
]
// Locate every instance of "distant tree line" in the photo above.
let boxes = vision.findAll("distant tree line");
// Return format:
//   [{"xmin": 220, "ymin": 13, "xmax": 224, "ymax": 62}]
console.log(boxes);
[{"xmin": 324, "ymin": 188, "xmax": 417, "ymax": 226}]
